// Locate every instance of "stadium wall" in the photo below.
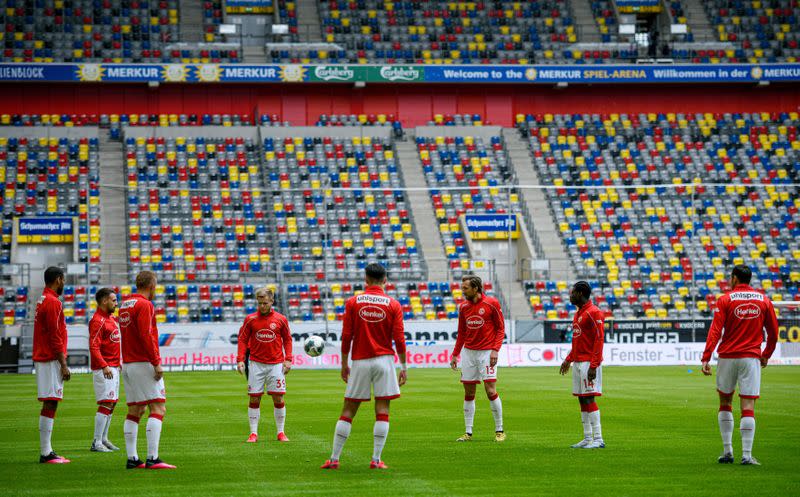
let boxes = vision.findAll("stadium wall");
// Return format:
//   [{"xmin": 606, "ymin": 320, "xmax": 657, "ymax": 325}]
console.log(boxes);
[{"xmin": 1, "ymin": 83, "xmax": 798, "ymax": 127}]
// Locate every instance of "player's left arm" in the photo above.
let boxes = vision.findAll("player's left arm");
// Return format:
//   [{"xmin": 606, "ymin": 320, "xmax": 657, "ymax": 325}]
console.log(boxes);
[
  {"xmin": 489, "ymin": 300, "xmax": 505, "ymax": 367},
  {"xmin": 701, "ymin": 295, "xmax": 727, "ymax": 374},
  {"xmin": 588, "ymin": 311, "xmax": 604, "ymax": 380},
  {"xmin": 281, "ymin": 318, "xmax": 293, "ymax": 374},
  {"xmin": 761, "ymin": 299, "xmax": 779, "ymax": 366}
]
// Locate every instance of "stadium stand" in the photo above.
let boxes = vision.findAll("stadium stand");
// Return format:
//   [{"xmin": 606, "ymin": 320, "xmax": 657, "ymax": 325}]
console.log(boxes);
[
  {"xmin": 265, "ymin": 133, "xmax": 424, "ymax": 280},
  {"xmin": 416, "ymin": 132, "xmax": 522, "ymax": 275},
  {"xmin": 429, "ymin": 114, "xmax": 486, "ymax": 126},
  {"xmin": 291, "ymin": 0, "xmax": 576, "ymax": 64},
  {"xmin": 704, "ymin": 0, "xmax": 800, "ymax": 62},
  {"xmin": 0, "ymin": 285, "xmax": 27, "ymax": 325},
  {"xmin": 125, "ymin": 135, "xmax": 273, "ymax": 281},
  {"xmin": 518, "ymin": 111, "xmax": 800, "ymax": 319},
  {"xmin": 0, "ymin": 135, "xmax": 101, "ymax": 269}
]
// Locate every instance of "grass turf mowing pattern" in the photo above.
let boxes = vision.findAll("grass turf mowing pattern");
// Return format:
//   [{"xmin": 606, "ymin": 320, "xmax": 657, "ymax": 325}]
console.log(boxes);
[{"xmin": 0, "ymin": 366, "xmax": 798, "ymax": 496}]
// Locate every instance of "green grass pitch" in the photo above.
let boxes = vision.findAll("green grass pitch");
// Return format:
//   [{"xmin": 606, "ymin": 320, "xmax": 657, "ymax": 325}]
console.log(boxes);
[{"xmin": 1, "ymin": 366, "xmax": 798, "ymax": 496}]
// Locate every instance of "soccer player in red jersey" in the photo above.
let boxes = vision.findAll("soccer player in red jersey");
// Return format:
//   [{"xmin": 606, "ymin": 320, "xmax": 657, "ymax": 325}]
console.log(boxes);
[
  {"xmin": 33, "ymin": 267, "xmax": 71, "ymax": 464},
  {"xmin": 118, "ymin": 271, "xmax": 175, "ymax": 470},
  {"xmin": 321, "ymin": 263, "xmax": 408, "ymax": 470},
  {"xmin": 449, "ymin": 275, "xmax": 506, "ymax": 442},
  {"xmin": 88, "ymin": 287, "xmax": 122, "ymax": 453},
  {"xmin": 701, "ymin": 265, "xmax": 778, "ymax": 466},
  {"xmin": 559, "ymin": 281, "xmax": 605, "ymax": 449},
  {"xmin": 237, "ymin": 287, "xmax": 293, "ymax": 443}
]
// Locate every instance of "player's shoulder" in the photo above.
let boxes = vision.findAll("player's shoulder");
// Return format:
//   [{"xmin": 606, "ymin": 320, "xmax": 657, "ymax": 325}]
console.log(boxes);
[
  {"xmin": 272, "ymin": 310, "xmax": 289, "ymax": 323},
  {"xmin": 243, "ymin": 311, "xmax": 260, "ymax": 323}
]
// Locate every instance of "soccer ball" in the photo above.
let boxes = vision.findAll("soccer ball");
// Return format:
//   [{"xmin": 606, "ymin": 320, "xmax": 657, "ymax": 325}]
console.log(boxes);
[{"xmin": 304, "ymin": 335, "xmax": 325, "ymax": 357}]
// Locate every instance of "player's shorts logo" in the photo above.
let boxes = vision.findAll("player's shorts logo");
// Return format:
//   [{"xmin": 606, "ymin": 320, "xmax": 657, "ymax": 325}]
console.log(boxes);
[
  {"xmin": 110, "ymin": 330, "xmax": 121, "ymax": 343},
  {"xmin": 359, "ymin": 306, "xmax": 387, "ymax": 322},
  {"xmin": 734, "ymin": 303, "xmax": 761, "ymax": 320},
  {"xmin": 466, "ymin": 316, "xmax": 485, "ymax": 329},
  {"xmin": 255, "ymin": 329, "xmax": 277, "ymax": 342}
]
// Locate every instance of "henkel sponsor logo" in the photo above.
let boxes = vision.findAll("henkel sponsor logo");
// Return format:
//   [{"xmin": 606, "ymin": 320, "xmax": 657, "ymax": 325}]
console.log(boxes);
[
  {"xmin": 734, "ymin": 303, "xmax": 761, "ymax": 320},
  {"xmin": 118, "ymin": 312, "xmax": 131, "ymax": 327},
  {"xmin": 110, "ymin": 329, "xmax": 121, "ymax": 343},
  {"xmin": 359, "ymin": 306, "xmax": 387, "ymax": 322},
  {"xmin": 572, "ymin": 325, "xmax": 583, "ymax": 337},
  {"xmin": 466, "ymin": 316, "xmax": 485, "ymax": 329},
  {"xmin": 256, "ymin": 329, "xmax": 277, "ymax": 342}
]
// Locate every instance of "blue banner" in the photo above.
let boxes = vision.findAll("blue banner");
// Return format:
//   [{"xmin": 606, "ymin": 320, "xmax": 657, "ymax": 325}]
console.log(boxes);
[
  {"xmin": 17, "ymin": 217, "xmax": 74, "ymax": 243},
  {"xmin": 0, "ymin": 63, "xmax": 799, "ymax": 84},
  {"xmin": 464, "ymin": 214, "xmax": 520, "ymax": 240}
]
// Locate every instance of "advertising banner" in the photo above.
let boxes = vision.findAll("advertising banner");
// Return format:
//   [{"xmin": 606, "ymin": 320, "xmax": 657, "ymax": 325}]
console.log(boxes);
[
  {"xmin": 16, "ymin": 217, "xmax": 74, "ymax": 243},
  {"xmin": 2, "ymin": 63, "xmax": 799, "ymax": 84},
  {"xmin": 464, "ymin": 214, "xmax": 520, "ymax": 240}
]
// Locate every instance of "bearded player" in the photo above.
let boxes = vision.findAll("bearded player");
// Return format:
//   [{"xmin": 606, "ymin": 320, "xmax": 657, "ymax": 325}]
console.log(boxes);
[
  {"xmin": 89, "ymin": 287, "xmax": 122, "ymax": 453},
  {"xmin": 237, "ymin": 287, "xmax": 293, "ymax": 443},
  {"xmin": 559, "ymin": 281, "xmax": 605, "ymax": 449},
  {"xmin": 321, "ymin": 263, "xmax": 407, "ymax": 470},
  {"xmin": 449, "ymin": 274, "xmax": 506, "ymax": 442},
  {"xmin": 33, "ymin": 266, "xmax": 71, "ymax": 464}
]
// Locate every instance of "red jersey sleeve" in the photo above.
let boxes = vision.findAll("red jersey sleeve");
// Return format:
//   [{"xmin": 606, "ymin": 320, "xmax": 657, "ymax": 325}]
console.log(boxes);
[
  {"xmin": 237, "ymin": 318, "xmax": 251, "ymax": 363},
  {"xmin": 762, "ymin": 298, "xmax": 778, "ymax": 359},
  {"xmin": 137, "ymin": 301, "xmax": 160, "ymax": 366},
  {"xmin": 589, "ymin": 310, "xmax": 604, "ymax": 369},
  {"xmin": 491, "ymin": 300, "xmax": 505, "ymax": 351},
  {"xmin": 281, "ymin": 317, "xmax": 293, "ymax": 361},
  {"xmin": 452, "ymin": 305, "xmax": 466, "ymax": 357},
  {"xmin": 392, "ymin": 301, "xmax": 406, "ymax": 356},
  {"xmin": 702, "ymin": 295, "xmax": 727, "ymax": 362},
  {"xmin": 341, "ymin": 299, "xmax": 353, "ymax": 356},
  {"xmin": 89, "ymin": 318, "xmax": 107, "ymax": 369},
  {"xmin": 45, "ymin": 300, "xmax": 65, "ymax": 356}
]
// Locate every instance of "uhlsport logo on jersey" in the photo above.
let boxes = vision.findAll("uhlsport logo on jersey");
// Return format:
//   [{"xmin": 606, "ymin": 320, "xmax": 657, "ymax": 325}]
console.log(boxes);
[
  {"xmin": 255, "ymin": 329, "xmax": 277, "ymax": 342},
  {"xmin": 466, "ymin": 316, "xmax": 485, "ymax": 329},
  {"xmin": 359, "ymin": 305, "xmax": 387, "ymax": 322},
  {"xmin": 110, "ymin": 329, "xmax": 121, "ymax": 343},
  {"xmin": 734, "ymin": 303, "xmax": 761, "ymax": 320}
]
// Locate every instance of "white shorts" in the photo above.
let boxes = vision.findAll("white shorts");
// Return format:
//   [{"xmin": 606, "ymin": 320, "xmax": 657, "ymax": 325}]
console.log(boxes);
[
  {"xmin": 572, "ymin": 361, "xmax": 602, "ymax": 397},
  {"xmin": 92, "ymin": 367, "xmax": 121, "ymax": 404},
  {"xmin": 344, "ymin": 355, "xmax": 400, "ymax": 402},
  {"xmin": 248, "ymin": 361, "xmax": 286, "ymax": 396},
  {"xmin": 460, "ymin": 348, "xmax": 497, "ymax": 384},
  {"xmin": 35, "ymin": 360, "xmax": 64, "ymax": 402},
  {"xmin": 716, "ymin": 358, "xmax": 761, "ymax": 398},
  {"xmin": 122, "ymin": 362, "xmax": 166, "ymax": 406}
]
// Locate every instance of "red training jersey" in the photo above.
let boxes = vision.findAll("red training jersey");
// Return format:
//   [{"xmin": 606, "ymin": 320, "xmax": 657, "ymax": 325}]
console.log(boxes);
[
  {"xmin": 89, "ymin": 309, "xmax": 121, "ymax": 370},
  {"xmin": 119, "ymin": 293, "xmax": 161, "ymax": 366},
  {"xmin": 237, "ymin": 309, "xmax": 293, "ymax": 364},
  {"xmin": 702, "ymin": 284, "xmax": 778, "ymax": 362},
  {"xmin": 341, "ymin": 285, "xmax": 406, "ymax": 360},
  {"xmin": 452, "ymin": 294, "xmax": 505, "ymax": 357},
  {"xmin": 565, "ymin": 301, "xmax": 605, "ymax": 369},
  {"xmin": 32, "ymin": 288, "xmax": 68, "ymax": 362}
]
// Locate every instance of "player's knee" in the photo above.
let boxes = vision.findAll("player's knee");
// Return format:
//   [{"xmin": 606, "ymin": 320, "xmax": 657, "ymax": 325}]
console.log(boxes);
[
  {"xmin": 149, "ymin": 402, "xmax": 166, "ymax": 416},
  {"xmin": 271, "ymin": 395, "xmax": 284, "ymax": 406}
]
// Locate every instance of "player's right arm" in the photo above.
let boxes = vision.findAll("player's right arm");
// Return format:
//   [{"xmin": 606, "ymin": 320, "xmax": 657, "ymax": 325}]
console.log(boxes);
[
  {"xmin": 701, "ymin": 294, "xmax": 728, "ymax": 374},
  {"xmin": 340, "ymin": 300, "xmax": 353, "ymax": 382},
  {"xmin": 392, "ymin": 302, "xmax": 408, "ymax": 386},
  {"xmin": 450, "ymin": 306, "xmax": 466, "ymax": 369},
  {"xmin": 136, "ymin": 300, "xmax": 161, "ymax": 373},
  {"xmin": 89, "ymin": 318, "xmax": 108, "ymax": 370},
  {"xmin": 761, "ymin": 298, "xmax": 779, "ymax": 367},
  {"xmin": 236, "ymin": 317, "xmax": 251, "ymax": 374}
]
